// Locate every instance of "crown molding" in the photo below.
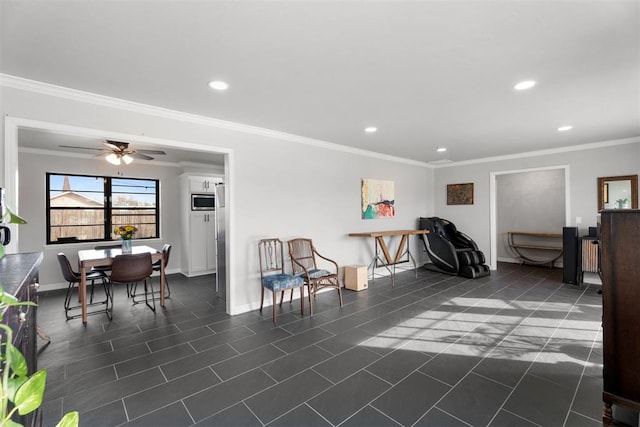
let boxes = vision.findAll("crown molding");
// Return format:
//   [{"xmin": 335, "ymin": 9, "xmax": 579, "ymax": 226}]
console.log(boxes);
[
  {"xmin": 0, "ymin": 73, "xmax": 431, "ymax": 168},
  {"xmin": 432, "ymin": 136, "xmax": 640, "ymax": 168}
]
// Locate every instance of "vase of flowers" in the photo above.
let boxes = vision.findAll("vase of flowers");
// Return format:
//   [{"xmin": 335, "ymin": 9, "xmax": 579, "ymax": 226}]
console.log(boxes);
[{"xmin": 114, "ymin": 225, "xmax": 138, "ymax": 253}]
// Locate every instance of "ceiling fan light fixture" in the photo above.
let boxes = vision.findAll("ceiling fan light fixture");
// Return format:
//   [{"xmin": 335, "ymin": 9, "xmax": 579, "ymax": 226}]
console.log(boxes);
[
  {"xmin": 106, "ymin": 153, "xmax": 121, "ymax": 165},
  {"xmin": 122, "ymin": 154, "xmax": 134, "ymax": 164}
]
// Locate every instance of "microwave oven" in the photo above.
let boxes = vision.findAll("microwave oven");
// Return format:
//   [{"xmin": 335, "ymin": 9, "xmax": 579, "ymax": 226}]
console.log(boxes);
[{"xmin": 191, "ymin": 194, "xmax": 215, "ymax": 211}]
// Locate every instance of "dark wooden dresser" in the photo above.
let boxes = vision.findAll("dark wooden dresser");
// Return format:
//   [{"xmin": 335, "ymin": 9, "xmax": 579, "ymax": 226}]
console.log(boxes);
[
  {"xmin": 0, "ymin": 252, "xmax": 43, "ymax": 427},
  {"xmin": 600, "ymin": 210, "xmax": 640, "ymax": 425}
]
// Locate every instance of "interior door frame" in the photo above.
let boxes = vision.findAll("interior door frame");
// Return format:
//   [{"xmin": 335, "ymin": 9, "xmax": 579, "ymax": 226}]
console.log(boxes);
[{"xmin": 489, "ymin": 165, "xmax": 570, "ymax": 270}]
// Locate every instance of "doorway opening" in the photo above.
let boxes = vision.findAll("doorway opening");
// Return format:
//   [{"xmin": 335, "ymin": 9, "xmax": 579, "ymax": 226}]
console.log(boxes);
[{"xmin": 489, "ymin": 165, "xmax": 570, "ymax": 270}]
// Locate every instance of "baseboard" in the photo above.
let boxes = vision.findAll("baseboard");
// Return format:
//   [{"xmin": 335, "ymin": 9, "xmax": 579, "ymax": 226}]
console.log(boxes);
[
  {"xmin": 38, "ymin": 267, "xmax": 182, "ymax": 293},
  {"xmin": 497, "ymin": 256, "xmax": 563, "ymax": 268}
]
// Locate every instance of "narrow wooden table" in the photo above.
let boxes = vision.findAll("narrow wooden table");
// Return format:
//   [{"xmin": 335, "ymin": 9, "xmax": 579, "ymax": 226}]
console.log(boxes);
[
  {"xmin": 78, "ymin": 245, "xmax": 166, "ymax": 324},
  {"xmin": 348, "ymin": 230, "xmax": 429, "ymax": 285},
  {"xmin": 506, "ymin": 231, "xmax": 563, "ymax": 267}
]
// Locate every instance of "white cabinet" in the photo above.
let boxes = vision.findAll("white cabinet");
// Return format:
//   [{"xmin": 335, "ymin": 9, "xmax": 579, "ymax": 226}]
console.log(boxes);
[
  {"xmin": 180, "ymin": 173, "xmax": 223, "ymax": 277},
  {"xmin": 190, "ymin": 176, "xmax": 219, "ymax": 193},
  {"xmin": 186, "ymin": 211, "xmax": 216, "ymax": 276}
]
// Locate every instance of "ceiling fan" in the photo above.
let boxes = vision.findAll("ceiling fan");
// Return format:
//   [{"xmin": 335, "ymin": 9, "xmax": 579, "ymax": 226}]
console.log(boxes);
[{"xmin": 59, "ymin": 140, "xmax": 166, "ymax": 165}]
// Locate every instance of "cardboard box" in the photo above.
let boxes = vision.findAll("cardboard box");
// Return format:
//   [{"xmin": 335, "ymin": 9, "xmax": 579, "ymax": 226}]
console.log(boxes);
[{"xmin": 344, "ymin": 265, "xmax": 368, "ymax": 291}]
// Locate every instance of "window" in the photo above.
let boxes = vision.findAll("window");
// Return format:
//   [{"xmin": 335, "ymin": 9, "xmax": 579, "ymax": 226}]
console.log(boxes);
[{"xmin": 47, "ymin": 173, "xmax": 159, "ymax": 244}]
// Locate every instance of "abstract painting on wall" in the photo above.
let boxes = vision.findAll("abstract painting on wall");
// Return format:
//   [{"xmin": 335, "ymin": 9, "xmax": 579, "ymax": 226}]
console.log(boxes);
[
  {"xmin": 361, "ymin": 178, "xmax": 395, "ymax": 219},
  {"xmin": 447, "ymin": 182, "xmax": 474, "ymax": 205}
]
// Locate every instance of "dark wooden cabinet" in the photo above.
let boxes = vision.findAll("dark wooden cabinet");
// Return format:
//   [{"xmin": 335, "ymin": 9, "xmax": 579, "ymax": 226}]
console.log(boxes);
[
  {"xmin": 0, "ymin": 252, "xmax": 43, "ymax": 427},
  {"xmin": 600, "ymin": 210, "xmax": 640, "ymax": 425}
]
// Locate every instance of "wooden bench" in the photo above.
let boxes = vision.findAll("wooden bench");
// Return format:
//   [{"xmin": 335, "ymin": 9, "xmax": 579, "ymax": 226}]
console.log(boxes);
[{"xmin": 507, "ymin": 231, "xmax": 563, "ymax": 267}]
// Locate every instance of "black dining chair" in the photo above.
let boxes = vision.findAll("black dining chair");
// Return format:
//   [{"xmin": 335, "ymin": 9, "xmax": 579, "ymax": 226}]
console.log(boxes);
[
  {"xmin": 95, "ymin": 243, "xmax": 132, "ymax": 296},
  {"xmin": 131, "ymin": 244, "xmax": 171, "ymax": 300},
  {"xmin": 57, "ymin": 252, "xmax": 111, "ymax": 320},
  {"xmin": 110, "ymin": 252, "xmax": 155, "ymax": 313}
]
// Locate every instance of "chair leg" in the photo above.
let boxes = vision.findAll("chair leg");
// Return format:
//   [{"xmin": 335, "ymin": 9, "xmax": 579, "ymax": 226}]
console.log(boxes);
[
  {"xmin": 104, "ymin": 278, "xmax": 113, "ymax": 321},
  {"xmin": 308, "ymin": 283, "xmax": 314, "ymax": 316},
  {"xmin": 272, "ymin": 290, "xmax": 277, "ymax": 323},
  {"xmin": 89, "ymin": 279, "xmax": 96, "ymax": 304},
  {"xmin": 260, "ymin": 286, "xmax": 265, "ymax": 314},
  {"xmin": 64, "ymin": 281, "xmax": 74, "ymax": 320},
  {"xmin": 164, "ymin": 276, "xmax": 171, "ymax": 298},
  {"xmin": 300, "ymin": 286, "xmax": 304, "ymax": 316},
  {"xmin": 144, "ymin": 278, "xmax": 156, "ymax": 312}
]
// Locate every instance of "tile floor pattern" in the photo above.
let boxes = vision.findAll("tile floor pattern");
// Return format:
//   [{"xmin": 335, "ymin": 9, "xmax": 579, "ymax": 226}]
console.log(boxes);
[{"xmin": 36, "ymin": 263, "xmax": 610, "ymax": 426}]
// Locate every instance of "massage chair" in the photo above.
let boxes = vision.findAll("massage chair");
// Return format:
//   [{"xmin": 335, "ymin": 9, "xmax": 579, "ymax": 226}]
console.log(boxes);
[{"xmin": 418, "ymin": 217, "xmax": 490, "ymax": 279}]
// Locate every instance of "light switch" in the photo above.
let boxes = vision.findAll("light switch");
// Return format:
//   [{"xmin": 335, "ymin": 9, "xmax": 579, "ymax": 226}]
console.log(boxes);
[{"xmin": 576, "ymin": 217, "xmax": 582, "ymax": 224}]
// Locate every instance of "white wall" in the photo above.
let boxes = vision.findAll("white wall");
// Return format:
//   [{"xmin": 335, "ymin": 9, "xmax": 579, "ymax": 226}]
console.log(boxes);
[
  {"xmin": 1, "ymin": 83, "xmax": 434, "ymax": 315},
  {"xmin": 434, "ymin": 141, "xmax": 640, "ymax": 267}
]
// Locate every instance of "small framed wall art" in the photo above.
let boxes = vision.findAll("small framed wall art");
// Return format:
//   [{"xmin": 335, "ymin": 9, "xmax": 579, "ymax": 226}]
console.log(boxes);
[{"xmin": 447, "ymin": 183, "xmax": 474, "ymax": 205}]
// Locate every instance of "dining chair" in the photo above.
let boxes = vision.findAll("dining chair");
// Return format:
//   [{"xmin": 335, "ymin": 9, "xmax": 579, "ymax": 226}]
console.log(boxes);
[
  {"xmin": 110, "ymin": 252, "xmax": 155, "ymax": 313},
  {"xmin": 57, "ymin": 252, "xmax": 112, "ymax": 320},
  {"xmin": 288, "ymin": 238, "xmax": 343, "ymax": 315},
  {"xmin": 258, "ymin": 238, "xmax": 305, "ymax": 322},
  {"xmin": 95, "ymin": 243, "xmax": 132, "ymax": 295},
  {"xmin": 131, "ymin": 244, "xmax": 171, "ymax": 300}
]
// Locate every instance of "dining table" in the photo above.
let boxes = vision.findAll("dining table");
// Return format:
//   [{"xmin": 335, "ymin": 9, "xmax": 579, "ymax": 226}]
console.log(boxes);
[{"xmin": 77, "ymin": 244, "xmax": 166, "ymax": 324}]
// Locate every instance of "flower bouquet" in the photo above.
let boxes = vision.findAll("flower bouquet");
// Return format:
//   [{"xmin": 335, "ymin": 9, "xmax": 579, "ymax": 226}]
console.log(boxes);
[{"xmin": 114, "ymin": 225, "xmax": 138, "ymax": 253}]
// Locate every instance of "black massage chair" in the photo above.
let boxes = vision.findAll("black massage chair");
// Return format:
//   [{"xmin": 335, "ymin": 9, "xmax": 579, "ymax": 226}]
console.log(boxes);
[{"xmin": 418, "ymin": 217, "xmax": 490, "ymax": 279}]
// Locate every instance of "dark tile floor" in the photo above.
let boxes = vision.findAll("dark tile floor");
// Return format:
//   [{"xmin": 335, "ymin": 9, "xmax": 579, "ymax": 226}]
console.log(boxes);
[{"xmin": 37, "ymin": 263, "xmax": 609, "ymax": 426}]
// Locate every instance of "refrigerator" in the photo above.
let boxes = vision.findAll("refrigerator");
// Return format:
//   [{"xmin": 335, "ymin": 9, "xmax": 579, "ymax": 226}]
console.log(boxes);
[{"xmin": 215, "ymin": 183, "xmax": 226, "ymax": 301}]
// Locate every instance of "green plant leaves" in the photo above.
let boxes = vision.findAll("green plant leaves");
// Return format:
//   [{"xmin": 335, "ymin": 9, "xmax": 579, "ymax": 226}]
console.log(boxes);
[
  {"xmin": 56, "ymin": 411, "xmax": 79, "ymax": 427},
  {"xmin": 14, "ymin": 370, "xmax": 46, "ymax": 415},
  {"xmin": 2, "ymin": 207, "xmax": 27, "ymax": 225},
  {"xmin": 6, "ymin": 343, "xmax": 28, "ymax": 377}
]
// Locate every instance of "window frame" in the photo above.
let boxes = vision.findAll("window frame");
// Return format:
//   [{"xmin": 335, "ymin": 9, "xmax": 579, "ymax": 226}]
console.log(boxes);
[{"xmin": 46, "ymin": 172, "xmax": 160, "ymax": 244}]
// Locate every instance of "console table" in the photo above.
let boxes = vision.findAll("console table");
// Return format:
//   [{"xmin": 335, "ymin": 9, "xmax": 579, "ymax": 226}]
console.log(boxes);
[
  {"xmin": 507, "ymin": 231, "xmax": 563, "ymax": 267},
  {"xmin": 348, "ymin": 229, "xmax": 429, "ymax": 285}
]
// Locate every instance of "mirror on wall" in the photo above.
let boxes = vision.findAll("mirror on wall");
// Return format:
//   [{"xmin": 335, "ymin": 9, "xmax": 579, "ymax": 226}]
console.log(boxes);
[{"xmin": 598, "ymin": 175, "xmax": 638, "ymax": 211}]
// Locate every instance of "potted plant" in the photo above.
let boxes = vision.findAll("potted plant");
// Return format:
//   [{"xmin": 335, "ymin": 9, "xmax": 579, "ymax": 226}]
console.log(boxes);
[
  {"xmin": 616, "ymin": 198, "xmax": 629, "ymax": 209},
  {"xmin": 0, "ymin": 287, "xmax": 78, "ymax": 426}
]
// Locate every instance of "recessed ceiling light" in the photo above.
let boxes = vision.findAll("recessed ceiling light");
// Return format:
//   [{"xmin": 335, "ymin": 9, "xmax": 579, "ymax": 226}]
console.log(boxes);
[
  {"xmin": 208, "ymin": 80, "xmax": 229, "ymax": 91},
  {"xmin": 514, "ymin": 80, "xmax": 536, "ymax": 91},
  {"xmin": 557, "ymin": 125, "xmax": 573, "ymax": 132},
  {"xmin": 365, "ymin": 127, "xmax": 377, "ymax": 133},
  {"xmin": 436, "ymin": 147, "xmax": 447, "ymax": 152}
]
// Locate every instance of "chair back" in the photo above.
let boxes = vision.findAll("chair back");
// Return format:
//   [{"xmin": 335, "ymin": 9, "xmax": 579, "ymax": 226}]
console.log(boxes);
[
  {"xmin": 258, "ymin": 238, "xmax": 286, "ymax": 280},
  {"xmin": 288, "ymin": 238, "xmax": 317, "ymax": 275},
  {"xmin": 162, "ymin": 244, "xmax": 172, "ymax": 266},
  {"xmin": 57, "ymin": 252, "xmax": 79, "ymax": 282},
  {"xmin": 110, "ymin": 253, "xmax": 153, "ymax": 284}
]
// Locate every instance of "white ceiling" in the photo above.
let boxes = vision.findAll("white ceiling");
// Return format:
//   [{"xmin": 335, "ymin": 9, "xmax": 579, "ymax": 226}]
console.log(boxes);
[{"xmin": 2, "ymin": 1, "xmax": 639, "ymax": 164}]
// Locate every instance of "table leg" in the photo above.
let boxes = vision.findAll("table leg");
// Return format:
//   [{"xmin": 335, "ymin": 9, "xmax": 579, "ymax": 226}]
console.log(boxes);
[
  {"xmin": 393, "ymin": 234, "xmax": 409, "ymax": 264},
  {"xmin": 80, "ymin": 265, "xmax": 88, "ymax": 325}
]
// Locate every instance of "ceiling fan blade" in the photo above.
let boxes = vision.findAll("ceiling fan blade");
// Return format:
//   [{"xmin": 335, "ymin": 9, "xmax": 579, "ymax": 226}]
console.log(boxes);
[
  {"xmin": 137, "ymin": 149, "xmax": 166, "ymax": 155},
  {"xmin": 59, "ymin": 145, "xmax": 105, "ymax": 151},
  {"xmin": 130, "ymin": 152, "xmax": 154, "ymax": 160},
  {"xmin": 104, "ymin": 140, "xmax": 128, "ymax": 151}
]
